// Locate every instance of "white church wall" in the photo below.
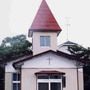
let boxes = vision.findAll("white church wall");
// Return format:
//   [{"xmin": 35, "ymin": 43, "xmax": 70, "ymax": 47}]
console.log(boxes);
[
  {"xmin": 21, "ymin": 68, "xmax": 79, "ymax": 90},
  {"xmin": 5, "ymin": 72, "xmax": 12, "ymax": 90},
  {"xmin": 5, "ymin": 62, "xmax": 17, "ymax": 73},
  {"xmin": 22, "ymin": 52, "xmax": 76, "ymax": 69},
  {"xmin": 33, "ymin": 32, "xmax": 57, "ymax": 55}
]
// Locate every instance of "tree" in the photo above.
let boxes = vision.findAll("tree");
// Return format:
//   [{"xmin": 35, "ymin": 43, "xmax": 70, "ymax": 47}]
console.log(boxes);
[
  {"xmin": 0, "ymin": 34, "xmax": 32, "ymax": 63},
  {"xmin": 68, "ymin": 44, "xmax": 90, "ymax": 90},
  {"xmin": 0, "ymin": 34, "xmax": 32, "ymax": 90}
]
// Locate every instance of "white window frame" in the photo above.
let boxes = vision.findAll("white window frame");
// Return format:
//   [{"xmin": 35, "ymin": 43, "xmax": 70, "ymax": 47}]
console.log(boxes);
[
  {"xmin": 12, "ymin": 73, "xmax": 20, "ymax": 90},
  {"xmin": 40, "ymin": 36, "xmax": 50, "ymax": 47},
  {"xmin": 37, "ymin": 78, "xmax": 62, "ymax": 90}
]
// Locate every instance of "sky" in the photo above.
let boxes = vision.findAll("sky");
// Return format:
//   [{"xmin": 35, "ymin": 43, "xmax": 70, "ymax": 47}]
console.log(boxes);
[{"xmin": 0, "ymin": 0, "xmax": 90, "ymax": 47}]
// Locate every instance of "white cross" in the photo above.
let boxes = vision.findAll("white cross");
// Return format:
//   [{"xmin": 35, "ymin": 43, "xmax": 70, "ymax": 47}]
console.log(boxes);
[
  {"xmin": 48, "ymin": 56, "xmax": 52, "ymax": 65},
  {"xmin": 65, "ymin": 17, "xmax": 71, "ymax": 41}
]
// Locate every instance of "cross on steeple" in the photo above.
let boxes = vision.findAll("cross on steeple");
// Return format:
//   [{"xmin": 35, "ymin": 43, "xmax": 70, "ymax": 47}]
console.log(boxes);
[{"xmin": 65, "ymin": 17, "xmax": 71, "ymax": 41}]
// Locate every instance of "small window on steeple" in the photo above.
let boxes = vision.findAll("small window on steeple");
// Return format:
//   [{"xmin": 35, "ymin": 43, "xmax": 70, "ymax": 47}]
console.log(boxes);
[{"xmin": 40, "ymin": 36, "xmax": 50, "ymax": 46}]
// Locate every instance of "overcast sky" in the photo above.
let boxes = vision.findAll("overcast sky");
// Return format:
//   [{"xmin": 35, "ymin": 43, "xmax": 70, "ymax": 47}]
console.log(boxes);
[{"xmin": 0, "ymin": 0, "xmax": 90, "ymax": 47}]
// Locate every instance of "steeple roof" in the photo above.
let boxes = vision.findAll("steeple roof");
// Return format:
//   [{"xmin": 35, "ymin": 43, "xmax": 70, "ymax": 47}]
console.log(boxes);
[{"xmin": 29, "ymin": 0, "xmax": 62, "ymax": 36}]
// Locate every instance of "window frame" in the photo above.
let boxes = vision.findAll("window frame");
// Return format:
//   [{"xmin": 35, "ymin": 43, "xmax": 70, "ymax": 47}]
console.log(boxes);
[
  {"xmin": 37, "ymin": 74, "xmax": 62, "ymax": 90},
  {"xmin": 12, "ymin": 73, "xmax": 20, "ymax": 90},
  {"xmin": 40, "ymin": 36, "xmax": 50, "ymax": 47}
]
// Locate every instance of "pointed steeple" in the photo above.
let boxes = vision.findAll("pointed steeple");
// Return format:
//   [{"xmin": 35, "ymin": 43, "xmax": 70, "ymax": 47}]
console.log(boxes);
[{"xmin": 29, "ymin": 0, "xmax": 62, "ymax": 37}]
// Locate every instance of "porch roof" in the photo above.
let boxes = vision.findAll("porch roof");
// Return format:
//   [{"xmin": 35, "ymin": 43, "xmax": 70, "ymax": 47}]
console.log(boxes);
[{"xmin": 35, "ymin": 70, "xmax": 65, "ymax": 75}]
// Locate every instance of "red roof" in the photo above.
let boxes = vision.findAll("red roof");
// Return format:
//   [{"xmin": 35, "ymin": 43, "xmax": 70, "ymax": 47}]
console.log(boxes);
[{"xmin": 29, "ymin": 0, "xmax": 62, "ymax": 36}]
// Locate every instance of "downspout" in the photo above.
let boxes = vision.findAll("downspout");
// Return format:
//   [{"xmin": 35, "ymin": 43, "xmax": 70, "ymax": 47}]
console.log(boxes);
[
  {"xmin": 20, "ymin": 67, "xmax": 21, "ymax": 90},
  {"xmin": 76, "ymin": 66, "xmax": 79, "ymax": 90},
  {"xmin": 76, "ymin": 60, "xmax": 80, "ymax": 90}
]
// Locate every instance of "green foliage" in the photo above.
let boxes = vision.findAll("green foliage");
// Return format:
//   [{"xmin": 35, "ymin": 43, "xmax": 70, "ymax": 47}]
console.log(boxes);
[
  {"xmin": 0, "ymin": 35, "xmax": 32, "ymax": 90},
  {"xmin": 0, "ymin": 35, "xmax": 32, "ymax": 62},
  {"xmin": 68, "ymin": 44, "xmax": 90, "ymax": 90},
  {"xmin": 68, "ymin": 45, "xmax": 90, "ymax": 65}
]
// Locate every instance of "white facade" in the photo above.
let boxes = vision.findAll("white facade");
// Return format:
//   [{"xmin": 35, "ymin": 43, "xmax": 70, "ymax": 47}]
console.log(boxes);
[
  {"xmin": 5, "ymin": 51, "xmax": 84, "ymax": 90},
  {"xmin": 33, "ymin": 32, "xmax": 57, "ymax": 55},
  {"xmin": 22, "ymin": 52, "xmax": 76, "ymax": 68}
]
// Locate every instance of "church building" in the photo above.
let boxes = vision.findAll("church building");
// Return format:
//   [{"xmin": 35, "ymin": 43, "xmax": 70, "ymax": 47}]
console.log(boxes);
[{"xmin": 5, "ymin": 0, "xmax": 84, "ymax": 90}]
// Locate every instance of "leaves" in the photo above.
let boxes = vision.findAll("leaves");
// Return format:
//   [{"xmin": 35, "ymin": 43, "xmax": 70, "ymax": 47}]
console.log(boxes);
[
  {"xmin": 68, "ymin": 44, "xmax": 90, "ymax": 90},
  {"xmin": 0, "ymin": 34, "xmax": 32, "ymax": 63},
  {"xmin": 68, "ymin": 44, "xmax": 90, "ymax": 65}
]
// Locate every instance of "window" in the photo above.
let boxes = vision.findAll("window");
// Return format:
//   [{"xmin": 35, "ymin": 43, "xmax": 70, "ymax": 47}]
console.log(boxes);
[
  {"xmin": 37, "ymin": 74, "xmax": 61, "ymax": 79},
  {"xmin": 40, "ymin": 36, "xmax": 50, "ymax": 46},
  {"xmin": 38, "ymin": 82, "xmax": 61, "ymax": 90},
  {"xmin": 37, "ymin": 74, "xmax": 63, "ymax": 90},
  {"xmin": 38, "ymin": 83, "xmax": 48, "ymax": 90},
  {"xmin": 12, "ymin": 73, "xmax": 20, "ymax": 90},
  {"xmin": 51, "ymin": 83, "xmax": 61, "ymax": 90}
]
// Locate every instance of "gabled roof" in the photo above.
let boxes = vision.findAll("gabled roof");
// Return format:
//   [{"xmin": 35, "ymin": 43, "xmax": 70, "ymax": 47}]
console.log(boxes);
[
  {"xmin": 58, "ymin": 41, "xmax": 78, "ymax": 48},
  {"xmin": 13, "ymin": 50, "xmax": 76, "ymax": 69},
  {"xmin": 58, "ymin": 41, "xmax": 78, "ymax": 54},
  {"xmin": 29, "ymin": 0, "xmax": 62, "ymax": 37},
  {"xmin": 62, "ymin": 41, "xmax": 77, "ymax": 45}
]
